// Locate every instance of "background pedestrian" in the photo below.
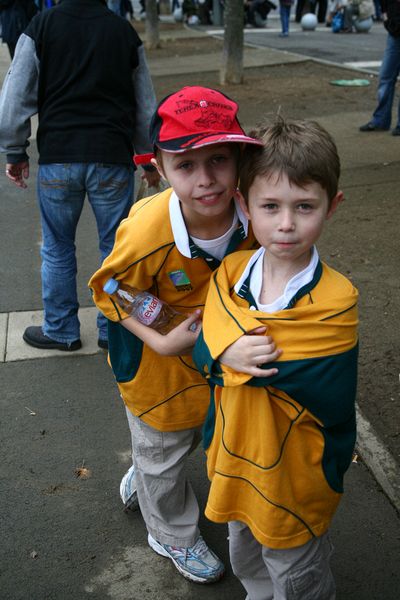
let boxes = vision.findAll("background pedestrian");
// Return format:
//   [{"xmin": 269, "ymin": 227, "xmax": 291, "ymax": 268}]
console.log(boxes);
[
  {"xmin": 0, "ymin": 0, "xmax": 159, "ymax": 351},
  {"xmin": 279, "ymin": 0, "xmax": 293, "ymax": 36},
  {"xmin": 360, "ymin": 0, "xmax": 400, "ymax": 134}
]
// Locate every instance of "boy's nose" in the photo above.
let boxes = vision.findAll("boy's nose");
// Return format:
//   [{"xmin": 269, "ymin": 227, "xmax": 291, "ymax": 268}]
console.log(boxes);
[
  {"xmin": 278, "ymin": 211, "xmax": 295, "ymax": 231},
  {"xmin": 197, "ymin": 164, "xmax": 215, "ymax": 186}
]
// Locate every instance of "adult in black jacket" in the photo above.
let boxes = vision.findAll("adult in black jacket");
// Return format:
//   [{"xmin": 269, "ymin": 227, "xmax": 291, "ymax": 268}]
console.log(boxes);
[
  {"xmin": 0, "ymin": 0, "xmax": 159, "ymax": 351},
  {"xmin": 360, "ymin": 0, "xmax": 400, "ymax": 135},
  {"xmin": 0, "ymin": 0, "xmax": 37, "ymax": 57}
]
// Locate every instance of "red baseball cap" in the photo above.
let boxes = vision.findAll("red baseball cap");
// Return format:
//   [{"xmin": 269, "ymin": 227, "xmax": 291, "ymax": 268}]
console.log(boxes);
[{"xmin": 134, "ymin": 86, "xmax": 262, "ymax": 165}]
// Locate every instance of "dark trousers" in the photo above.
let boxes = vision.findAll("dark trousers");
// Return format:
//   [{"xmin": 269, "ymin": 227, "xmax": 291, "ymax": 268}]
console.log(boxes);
[
  {"xmin": 7, "ymin": 42, "xmax": 17, "ymax": 59},
  {"xmin": 296, "ymin": 0, "xmax": 327, "ymax": 22}
]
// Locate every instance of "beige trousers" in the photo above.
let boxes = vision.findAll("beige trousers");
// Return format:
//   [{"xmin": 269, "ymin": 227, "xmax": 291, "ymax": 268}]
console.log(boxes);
[
  {"xmin": 228, "ymin": 521, "xmax": 336, "ymax": 600},
  {"xmin": 126, "ymin": 408, "xmax": 202, "ymax": 547}
]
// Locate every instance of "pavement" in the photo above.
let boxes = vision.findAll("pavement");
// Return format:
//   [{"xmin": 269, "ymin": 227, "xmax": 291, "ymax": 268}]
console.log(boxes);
[{"xmin": 1, "ymin": 17, "xmax": 400, "ymax": 600}]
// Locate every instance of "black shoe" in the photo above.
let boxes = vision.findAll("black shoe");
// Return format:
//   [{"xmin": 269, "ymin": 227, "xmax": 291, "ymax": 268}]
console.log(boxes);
[
  {"xmin": 359, "ymin": 122, "xmax": 389, "ymax": 132},
  {"xmin": 391, "ymin": 127, "xmax": 400, "ymax": 136},
  {"xmin": 98, "ymin": 338, "xmax": 109, "ymax": 350},
  {"xmin": 23, "ymin": 326, "xmax": 81, "ymax": 351}
]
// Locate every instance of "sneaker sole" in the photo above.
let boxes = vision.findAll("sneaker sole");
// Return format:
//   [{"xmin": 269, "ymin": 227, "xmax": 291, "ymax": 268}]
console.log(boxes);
[{"xmin": 147, "ymin": 534, "xmax": 224, "ymax": 584}]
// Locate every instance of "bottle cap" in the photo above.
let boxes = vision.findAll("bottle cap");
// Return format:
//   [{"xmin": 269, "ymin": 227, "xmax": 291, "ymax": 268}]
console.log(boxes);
[{"xmin": 103, "ymin": 278, "xmax": 119, "ymax": 295}]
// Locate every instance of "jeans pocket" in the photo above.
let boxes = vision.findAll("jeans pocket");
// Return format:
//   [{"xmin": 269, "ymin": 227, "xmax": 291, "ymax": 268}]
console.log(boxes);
[
  {"xmin": 38, "ymin": 164, "xmax": 71, "ymax": 200},
  {"xmin": 96, "ymin": 164, "xmax": 131, "ymax": 194}
]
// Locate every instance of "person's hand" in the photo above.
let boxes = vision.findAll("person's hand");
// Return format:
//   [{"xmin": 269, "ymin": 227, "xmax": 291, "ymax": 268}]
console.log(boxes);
[
  {"xmin": 142, "ymin": 168, "xmax": 161, "ymax": 188},
  {"xmin": 219, "ymin": 326, "xmax": 282, "ymax": 377},
  {"xmin": 121, "ymin": 310, "xmax": 201, "ymax": 356},
  {"xmin": 5, "ymin": 161, "xmax": 29, "ymax": 188},
  {"xmin": 158, "ymin": 310, "xmax": 202, "ymax": 356}
]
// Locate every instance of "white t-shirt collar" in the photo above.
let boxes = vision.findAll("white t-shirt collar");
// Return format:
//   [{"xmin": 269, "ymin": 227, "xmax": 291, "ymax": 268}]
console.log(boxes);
[
  {"xmin": 169, "ymin": 191, "xmax": 248, "ymax": 258},
  {"xmin": 234, "ymin": 246, "xmax": 320, "ymax": 312}
]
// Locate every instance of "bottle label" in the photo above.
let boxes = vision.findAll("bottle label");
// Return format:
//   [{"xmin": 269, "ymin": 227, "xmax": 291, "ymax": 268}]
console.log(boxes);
[{"xmin": 137, "ymin": 294, "xmax": 163, "ymax": 326}]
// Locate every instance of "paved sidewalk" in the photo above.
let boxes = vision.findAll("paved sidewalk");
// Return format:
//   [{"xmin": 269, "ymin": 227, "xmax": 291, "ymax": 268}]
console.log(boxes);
[{"xmin": 1, "ymin": 25, "xmax": 400, "ymax": 600}]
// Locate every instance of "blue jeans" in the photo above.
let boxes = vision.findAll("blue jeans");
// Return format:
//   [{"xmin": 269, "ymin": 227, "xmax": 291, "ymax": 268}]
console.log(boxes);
[
  {"xmin": 37, "ymin": 163, "xmax": 134, "ymax": 343},
  {"xmin": 373, "ymin": 0, "xmax": 381, "ymax": 20},
  {"xmin": 280, "ymin": 5, "xmax": 291, "ymax": 34},
  {"xmin": 107, "ymin": 0, "xmax": 121, "ymax": 15},
  {"xmin": 372, "ymin": 33, "xmax": 400, "ymax": 130}
]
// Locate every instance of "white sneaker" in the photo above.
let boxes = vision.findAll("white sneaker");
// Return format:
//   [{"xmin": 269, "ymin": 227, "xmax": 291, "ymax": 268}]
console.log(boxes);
[
  {"xmin": 119, "ymin": 465, "xmax": 139, "ymax": 511},
  {"xmin": 148, "ymin": 533, "xmax": 225, "ymax": 583}
]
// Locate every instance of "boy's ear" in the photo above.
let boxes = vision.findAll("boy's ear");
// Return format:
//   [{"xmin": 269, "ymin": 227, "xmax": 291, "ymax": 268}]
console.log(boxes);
[
  {"xmin": 326, "ymin": 191, "xmax": 344, "ymax": 219},
  {"xmin": 236, "ymin": 189, "xmax": 251, "ymax": 219},
  {"xmin": 151, "ymin": 157, "xmax": 167, "ymax": 181}
]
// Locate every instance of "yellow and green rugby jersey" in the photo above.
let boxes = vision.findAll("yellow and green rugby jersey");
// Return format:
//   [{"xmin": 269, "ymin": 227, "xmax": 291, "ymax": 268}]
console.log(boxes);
[
  {"xmin": 193, "ymin": 250, "xmax": 359, "ymax": 549},
  {"xmin": 89, "ymin": 189, "xmax": 257, "ymax": 432}
]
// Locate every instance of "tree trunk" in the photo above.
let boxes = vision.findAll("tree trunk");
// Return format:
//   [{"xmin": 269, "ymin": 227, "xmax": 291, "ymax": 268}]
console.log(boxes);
[
  {"xmin": 145, "ymin": 0, "xmax": 160, "ymax": 49},
  {"xmin": 220, "ymin": 0, "xmax": 244, "ymax": 85}
]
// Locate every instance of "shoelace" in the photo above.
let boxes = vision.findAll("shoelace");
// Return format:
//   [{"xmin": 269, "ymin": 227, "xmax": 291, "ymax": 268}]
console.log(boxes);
[
  {"xmin": 188, "ymin": 535, "xmax": 208, "ymax": 558},
  {"xmin": 166, "ymin": 535, "xmax": 209, "ymax": 560}
]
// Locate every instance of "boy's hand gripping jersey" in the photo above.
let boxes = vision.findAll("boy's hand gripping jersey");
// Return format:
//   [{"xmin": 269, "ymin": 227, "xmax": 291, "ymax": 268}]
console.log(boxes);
[{"xmin": 193, "ymin": 250, "xmax": 359, "ymax": 549}]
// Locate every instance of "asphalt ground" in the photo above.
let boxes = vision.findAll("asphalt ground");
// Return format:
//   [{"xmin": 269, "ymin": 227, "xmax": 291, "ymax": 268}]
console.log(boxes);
[
  {"xmin": 1, "ymin": 19, "xmax": 400, "ymax": 600},
  {"xmin": 212, "ymin": 18, "xmax": 388, "ymax": 74}
]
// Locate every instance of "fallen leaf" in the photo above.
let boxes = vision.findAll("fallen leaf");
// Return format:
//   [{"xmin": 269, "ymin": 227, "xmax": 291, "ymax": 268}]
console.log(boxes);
[{"xmin": 74, "ymin": 466, "xmax": 92, "ymax": 479}]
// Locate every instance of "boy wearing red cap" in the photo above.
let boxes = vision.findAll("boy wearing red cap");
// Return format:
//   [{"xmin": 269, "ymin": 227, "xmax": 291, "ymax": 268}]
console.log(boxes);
[{"xmin": 89, "ymin": 87, "xmax": 279, "ymax": 584}]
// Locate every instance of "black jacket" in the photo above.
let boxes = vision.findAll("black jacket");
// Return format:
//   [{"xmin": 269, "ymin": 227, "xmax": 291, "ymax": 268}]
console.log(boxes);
[
  {"xmin": 381, "ymin": 0, "xmax": 400, "ymax": 36},
  {"xmin": 0, "ymin": 0, "xmax": 156, "ymax": 165}
]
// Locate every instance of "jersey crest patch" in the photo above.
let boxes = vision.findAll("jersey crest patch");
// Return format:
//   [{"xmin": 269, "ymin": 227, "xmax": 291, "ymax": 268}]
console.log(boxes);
[{"xmin": 168, "ymin": 269, "xmax": 193, "ymax": 291}]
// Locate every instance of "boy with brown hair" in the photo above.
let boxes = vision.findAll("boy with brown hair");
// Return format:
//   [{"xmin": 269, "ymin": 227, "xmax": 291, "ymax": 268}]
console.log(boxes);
[
  {"xmin": 193, "ymin": 118, "xmax": 359, "ymax": 598},
  {"xmin": 89, "ymin": 87, "xmax": 281, "ymax": 584}
]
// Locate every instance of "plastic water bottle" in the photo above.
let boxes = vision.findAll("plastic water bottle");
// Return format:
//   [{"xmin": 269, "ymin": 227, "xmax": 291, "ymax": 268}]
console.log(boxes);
[{"xmin": 103, "ymin": 278, "xmax": 188, "ymax": 335}]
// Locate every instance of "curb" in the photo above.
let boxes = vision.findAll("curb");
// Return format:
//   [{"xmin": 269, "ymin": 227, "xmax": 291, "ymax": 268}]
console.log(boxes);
[{"xmin": 356, "ymin": 405, "xmax": 400, "ymax": 513}]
